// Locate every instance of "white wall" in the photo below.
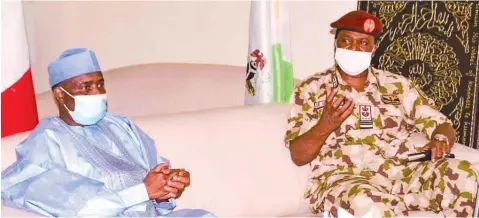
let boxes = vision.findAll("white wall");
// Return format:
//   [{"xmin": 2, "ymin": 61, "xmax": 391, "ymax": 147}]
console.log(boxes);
[{"xmin": 22, "ymin": 1, "xmax": 356, "ymax": 94}]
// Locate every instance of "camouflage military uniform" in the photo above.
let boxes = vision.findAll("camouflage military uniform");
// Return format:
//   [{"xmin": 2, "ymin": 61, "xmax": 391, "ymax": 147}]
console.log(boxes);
[{"xmin": 284, "ymin": 66, "xmax": 479, "ymax": 217}]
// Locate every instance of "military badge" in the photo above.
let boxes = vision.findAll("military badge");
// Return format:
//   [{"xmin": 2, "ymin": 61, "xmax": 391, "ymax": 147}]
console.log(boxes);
[
  {"xmin": 359, "ymin": 105, "xmax": 373, "ymax": 129},
  {"xmin": 381, "ymin": 91, "xmax": 401, "ymax": 105},
  {"xmin": 363, "ymin": 18, "xmax": 375, "ymax": 33}
]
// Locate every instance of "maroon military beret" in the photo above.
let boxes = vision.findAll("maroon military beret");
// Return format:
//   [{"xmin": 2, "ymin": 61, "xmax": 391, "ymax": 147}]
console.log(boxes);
[{"xmin": 330, "ymin": 10, "xmax": 383, "ymax": 37}]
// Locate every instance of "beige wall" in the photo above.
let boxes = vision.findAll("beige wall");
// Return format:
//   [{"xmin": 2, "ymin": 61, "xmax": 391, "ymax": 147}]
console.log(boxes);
[{"xmin": 23, "ymin": 1, "xmax": 356, "ymax": 94}]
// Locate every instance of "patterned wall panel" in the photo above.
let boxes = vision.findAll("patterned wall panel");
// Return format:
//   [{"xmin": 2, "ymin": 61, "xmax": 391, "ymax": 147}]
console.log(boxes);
[{"xmin": 358, "ymin": 1, "xmax": 479, "ymax": 148}]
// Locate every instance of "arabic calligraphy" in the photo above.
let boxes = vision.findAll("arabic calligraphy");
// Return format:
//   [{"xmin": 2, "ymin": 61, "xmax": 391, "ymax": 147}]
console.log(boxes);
[
  {"xmin": 379, "ymin": 32, "xmax": 461, "ymax": 109},
  {"xmin": 360, "ymin": 1, "xmax": 479, "ymax": 148},
  {"xmin": 381, "ymin": 2, "xmax": 455, "ymax": 42},
  {"xmin": 445, "ymin": 2, "xmax": 473, "ymax": 53},
  {"xmin": 450, "ymin": 97, "xmax": 464, "ymax": 134},
  {"xmin": 371, "ymin": 2, "xmax": 407, "ymax": 28}
]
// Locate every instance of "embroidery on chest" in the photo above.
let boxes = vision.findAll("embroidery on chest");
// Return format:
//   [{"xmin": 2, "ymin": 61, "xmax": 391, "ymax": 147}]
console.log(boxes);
[
  {"xmin": 381, "ymin": 93, "xmax": 401, "ymax": 105},
  {"xmin": 378, "ymin": 82, "xmax": 403, "ymax": 105},
  {"xmin": 359, "ymin": 105, "xmax": 373, "ymax": 129}
]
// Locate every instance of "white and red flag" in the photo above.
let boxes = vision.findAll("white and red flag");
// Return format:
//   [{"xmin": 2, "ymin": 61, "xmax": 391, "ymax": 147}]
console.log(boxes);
[{"xmin": 2, "ymin": 1, "xmax": 39, "ymax": 138}]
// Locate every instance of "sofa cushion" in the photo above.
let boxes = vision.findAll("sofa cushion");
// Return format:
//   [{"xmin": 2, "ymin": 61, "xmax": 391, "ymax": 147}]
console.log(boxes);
[
  {"xmin": 130, "ymin": 103, "xmax": 311, "ymax": 216},
  {"xmin": 1, "ymin": 205, "xmax": 41, "ymax": 217}
]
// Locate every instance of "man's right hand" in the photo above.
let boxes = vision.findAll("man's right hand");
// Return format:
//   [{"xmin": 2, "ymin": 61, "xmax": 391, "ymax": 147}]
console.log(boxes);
[
  {"xmin": 318, "ymin": 86, "xmax": 355, "ymax": 133},
  {"xmin": 143, "ymin": 163, "xmax": 181, "ymax": 200}
]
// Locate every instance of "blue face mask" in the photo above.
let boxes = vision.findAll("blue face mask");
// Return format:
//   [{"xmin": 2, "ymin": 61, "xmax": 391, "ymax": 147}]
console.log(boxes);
[{"xmin": 60, "ymin": 87, "xmax": 107, "ymax": 125}]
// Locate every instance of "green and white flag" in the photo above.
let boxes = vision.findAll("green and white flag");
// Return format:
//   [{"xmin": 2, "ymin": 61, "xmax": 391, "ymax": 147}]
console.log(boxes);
[{"xmin": 245, "ymin": 0, "xmax": 294, "ymax": 105}]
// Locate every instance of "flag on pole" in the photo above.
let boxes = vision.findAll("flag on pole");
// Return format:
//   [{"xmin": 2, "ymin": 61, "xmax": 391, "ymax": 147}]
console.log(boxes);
[
  {"xmin": 1, "ymin": 1, "xmax": 39, "ymax": 138},
  {"xmin": 245, "ymin": 0, "xmax": 294, "ymax": 105}
]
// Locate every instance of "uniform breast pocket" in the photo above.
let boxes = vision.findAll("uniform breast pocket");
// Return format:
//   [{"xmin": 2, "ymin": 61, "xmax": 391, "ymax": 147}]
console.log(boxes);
[{"xmin": 376, "ymin": 104, "xmax": 405, "ymax": 129}]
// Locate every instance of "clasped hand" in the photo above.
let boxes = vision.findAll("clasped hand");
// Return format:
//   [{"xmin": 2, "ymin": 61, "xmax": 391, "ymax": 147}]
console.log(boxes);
[{"xmin": 144, "ymin": 163, "xmax": 191, "ymax": 200}]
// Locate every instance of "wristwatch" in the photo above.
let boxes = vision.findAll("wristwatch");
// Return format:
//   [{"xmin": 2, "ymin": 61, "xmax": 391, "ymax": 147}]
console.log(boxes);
[{"xmin": 433, "ymin": 134, "xmax": 450, "ymax": 145}]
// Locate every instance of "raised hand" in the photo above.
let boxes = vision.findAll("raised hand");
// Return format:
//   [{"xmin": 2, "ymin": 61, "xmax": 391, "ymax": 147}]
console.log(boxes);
[{"xmin": 318, "ymin": 86, "xmax": 355, "ymax": 133}]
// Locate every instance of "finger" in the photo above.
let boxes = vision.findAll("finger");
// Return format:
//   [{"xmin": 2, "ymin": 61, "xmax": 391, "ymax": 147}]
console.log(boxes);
[
  {"xmin": 327, "ymin": 88, "xmax": 337, "ymax": 104},
  {"xmin": 152, "ymin": 190, "xmax": 172, "ymax": 199},
  {"xmin": 422, "ymin": 143, "xmax": 431, "ymax": 151},
  {"xmin": 439, "ymin": 143, "xmax": 446, "ymax": 159},
  {"xmin": 432, "ymin": 145, "xmax": 442, "ymax": 160},
  {"xmin": 326, "ymin": 87, "xmax": 332, "ymax": 103},
  {"xmin": 173, "ymin": 176, "xmax": 190, "ymax": 185},
  {"xmin": 339, "ymin": 102, "xmax": 355, "ymax": 120},
  {"xmin": 178, "ymin": 170, "xmax": 185, "ymax": 177},
  {"xmin": 155, "ymin": 191, "xmax": 176, "ymax": 200},
  {"xmin": 178, "ymin": 170, "xmax": 189, "ymax": 177},
  {"xmin": 153, "ymin": 163, "xmax": 169, "ymax": 173},
  {"xmin": 167, "ymin": 171, "xmax": 180, "ymax": 180},
  {"xmin": 160, "ymin": 167, "xmax": 171, "ymax": 175},
  {"xmin": 167, "ymin": 181, "xmax": 185, "ymax": 190},
  {"xmin": 164, "ymin": 185, "xmax": 179, "ymax": 194},
  {"xmin": 332, "ymin": 96, "xmax": 345, "ymax": 109},
  {"xmin": 444, "ymin": 143, "xmax": 450, "ymax": 157},
  {"xmin": 436, "ymin": 149, "xmax": 443, "ymax": 159},
  {"xmin": 431, "ymin": 147, "xmax": 437, "ymax": 160},
  {"xmin": 337, "ymin": 99, "xmax": 352, "ymax": 114},
  {"xmin": 435, "ymin": 145, "xmax": 443, "ymax": 159},
  {"xmin": 150, "ymin": 192, "xmax": 163, "ymax": 199},
  {"xmin": 441, "ymin": 142, "xmax": 448, "ymax": 156},
  {"xmin": 167, "ymin": 192, "xmax": 177, "ymax": 199}
]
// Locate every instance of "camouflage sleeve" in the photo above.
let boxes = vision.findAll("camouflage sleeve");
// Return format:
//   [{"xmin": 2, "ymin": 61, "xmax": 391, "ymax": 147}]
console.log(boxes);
[
  {"xmin": 284, "ymin": 84, "xmax": 317, "ymax": 148},
  {"xmin": 401, "ymin": 80, "xmax": 451, "ymax": 140}
]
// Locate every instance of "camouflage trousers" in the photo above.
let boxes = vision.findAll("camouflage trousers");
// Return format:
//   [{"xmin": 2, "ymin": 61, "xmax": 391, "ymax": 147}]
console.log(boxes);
[{"xmin": 307, "ymin": 158, "xmax": 479, "ymax": 217}]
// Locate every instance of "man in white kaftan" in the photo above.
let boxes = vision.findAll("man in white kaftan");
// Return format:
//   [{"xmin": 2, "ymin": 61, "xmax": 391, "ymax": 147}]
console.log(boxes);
[{"xmin": 1, "ymin": 48, "xmax": 215, "ymax": 217}]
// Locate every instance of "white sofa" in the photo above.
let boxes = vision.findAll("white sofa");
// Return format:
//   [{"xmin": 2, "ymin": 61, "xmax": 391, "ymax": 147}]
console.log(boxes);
[{"xmin": 2, "ymin": 63, "xmax": 479, "ymax": 217}]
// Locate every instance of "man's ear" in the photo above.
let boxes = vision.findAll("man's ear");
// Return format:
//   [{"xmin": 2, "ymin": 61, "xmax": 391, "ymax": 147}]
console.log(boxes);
[{"xmin": 53, "ymin": 87, "xmax": 64, "ymax": 104}]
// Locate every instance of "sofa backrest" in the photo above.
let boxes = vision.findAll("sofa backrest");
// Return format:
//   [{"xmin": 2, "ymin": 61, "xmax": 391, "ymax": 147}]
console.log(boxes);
[{"xmin": 35, "ymin": 63, "xmax": 247, "ymax": 119}]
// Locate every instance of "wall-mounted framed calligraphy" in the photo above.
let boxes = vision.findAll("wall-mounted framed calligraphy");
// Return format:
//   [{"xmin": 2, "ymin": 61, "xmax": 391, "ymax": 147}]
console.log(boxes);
[{"xmin": 358, "ymin": 1, "xmax": 479, "ymax": 148}]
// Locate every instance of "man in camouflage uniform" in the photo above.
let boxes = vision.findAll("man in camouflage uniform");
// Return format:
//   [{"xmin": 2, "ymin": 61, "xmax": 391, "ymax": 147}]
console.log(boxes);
[{"xmin": 284, "ymin": 10, "xmax": 479, "ymax": 217}]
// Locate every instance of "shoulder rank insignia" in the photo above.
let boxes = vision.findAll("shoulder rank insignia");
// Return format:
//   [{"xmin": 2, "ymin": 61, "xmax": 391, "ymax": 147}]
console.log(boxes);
[{"xmin": 332, "ymin": 74, "xmax": 339, "ymax": 89}]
